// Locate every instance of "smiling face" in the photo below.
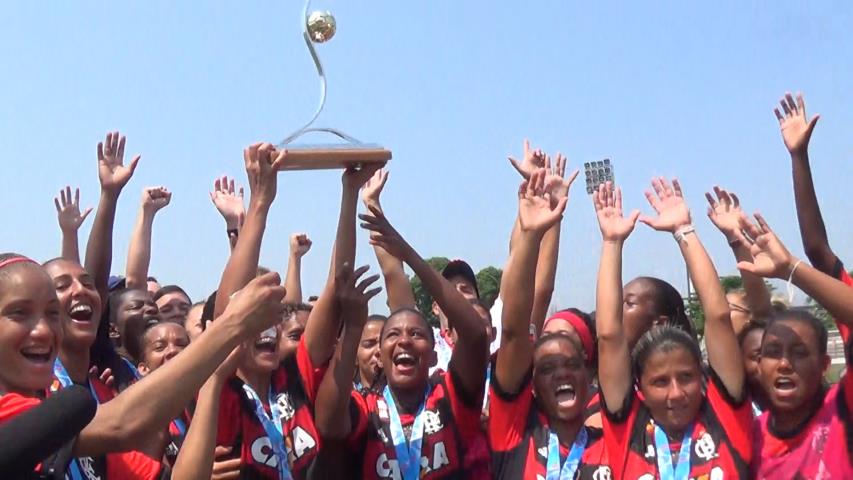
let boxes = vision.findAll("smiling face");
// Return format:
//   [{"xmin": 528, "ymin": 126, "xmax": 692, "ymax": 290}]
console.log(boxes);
[
  {"xmin": 241, "ymin": 325, "xmax": 281, "ymax": 375},
  {"xmin": 278, "ymin": 310, "xmax": 308, "ymax": 361},
  {"xmin": 156, "ymin": 291, "xmax": 191, "ymax": 325},
  {"xmin": 112, "ymin": 290, "xmax": 160, "ymax": 351},
  {"xmin": 380, "ymin": 310, "xmax": 436, "ymax": 392},
  {"xmin": 638, "ymin": 345, "xmax": 703, "ymax": 436},
  {"xmin": 357, "ymin": 319, "xmax": 384, "ymax": 387},
  {"xmin": 532, "ymin": 335, "xmax": 591, "ymax": 423},
  {"xmin": 138, "ymin": 322, "xmax": 189, "ymax": 375},
  {"xmin": 0, "ymin": 264, "xmax": 62, "ymax": 395},
  {"xmin": 44, "ymin": 259, "xmax": 102, "ymax": 351},
  {"xmin": 759, "ymin": 319, "xmax": 829, "ymax": 416}
]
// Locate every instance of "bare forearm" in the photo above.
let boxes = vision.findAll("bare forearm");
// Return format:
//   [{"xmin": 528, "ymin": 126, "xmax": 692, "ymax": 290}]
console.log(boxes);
[
  {"xmin": 60, "ymin": 229, "xmax": 80, "ymax": 263},
  {"xmin": 374, "ymin": 245, "xmax": 415, "ymax": 311},
  {"xmin": 214, "ymin": 205, "xmax": 269, "ymax": 317},
  {"xmin": 77, "ymin": 316, "xmax": 243, "ymax": 456},
  {"xmin": 125, "ymin": 211, "xmax": 155, "ymax": 290},
  {"xmin": 315, "ymin": 325, "xmax": 360, "ymax": 439},
  {"xmin": 731, "ymin": 243, "xmax": 772, "ymax": 318},
  {"xmin": 531, "ymin": 223, "xmax": 560, "ymax": 334},
  {"xmin": 793, "ymin": 263, "xmax": 853, "ymax": 329},
  {"xmin": 792, "ymin": 152, "xmax": 835, "ymax": 273},
  {"xmin": 284, "ymin": 255, "xmax": 303, "ymax": 304},
  {"xmin": 596, "ymin": 240, "xmax": 632, "ymax": 411},
  {"xmin": 171, "ymin": 377, "xmax": 224, "ymax": 480},
  {"xmin": 85, "ymin": 191, "xmax": 119, "ymax": 298}
]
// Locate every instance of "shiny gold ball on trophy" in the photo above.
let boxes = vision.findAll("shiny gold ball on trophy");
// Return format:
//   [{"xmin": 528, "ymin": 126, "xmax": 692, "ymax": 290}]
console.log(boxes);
[{"xmin": 306, "ymin": 10, "xmax": 336, "ymax": 43}]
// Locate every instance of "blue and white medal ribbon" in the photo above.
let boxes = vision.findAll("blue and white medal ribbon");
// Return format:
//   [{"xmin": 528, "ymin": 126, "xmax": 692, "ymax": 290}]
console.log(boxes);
[
  {"xmin": 546, "ymin": 426, "xmax": 588, "ymax": 480},
  {"xmin": 383, "ymin": 385, "xmax": 431, "ymax": 480},
  {"xmin": 243, "ymin": 384, "xmax": 294, "ymax": 480},
  {"xmin": 53, "ymin": 359, "xmax": 100, "ymax": 480},
  {"xmin": 653, "ymin": 422, "xmax": 694, "ymax": 480}
]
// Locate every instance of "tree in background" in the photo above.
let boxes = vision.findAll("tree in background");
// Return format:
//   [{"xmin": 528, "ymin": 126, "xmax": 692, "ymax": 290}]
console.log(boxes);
[
  {"xmin": 807, "ymin": 269, "xmax": 852, "ymax": 332},
  {"xmin": 686, "ymin": 274, "xmax": 775, "ymax": 339},
  {"xmin": 410, "ymin": 256, "xmax": 503, "ymax": 327}
]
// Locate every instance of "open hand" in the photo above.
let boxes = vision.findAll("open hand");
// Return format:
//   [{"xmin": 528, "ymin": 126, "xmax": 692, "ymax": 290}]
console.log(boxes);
[
  {"xmin": 359, "ymin": 204, "xmax": 410, "ymax": 261},
  {"xmin": 210, "ymin": 176, "xmax": 245, "ymax": 229},
  {"xmin": 335, "ymin": 262, "xmax": 382, "ymax": 327},
  {"xmin": 361, "ymin": 168, "xmax": 388, "ymax": 207},
  {"xmin": 97, "ymin": 131, "xmax": 140, "ymax": 194},
  {"xmin": 736, "ymin": 213, "xmax": 797, "ymax": 279},
  {"xmin": 244, "ymin": 143, "xmax": 287, "ymax": 209},
  {"xmin": 593, "ymin": 181, "xmax": 640, "ymax": 242},
  {"xmin": 223, "ymin": 272, "xmax": 287, "ymax": 337},
  {"xmin": 774, "ymin": 92, "xmax": 819, "ymax": 156},
  {"xmin": 543, "ymin": 153, "xmax": 580, "ymax": 209},
  {"xmin": 211, "ymin": 446, "xmax": 241, "ymax": 480},
  {"xmin": 508, "ymin": 138, "xmax": 546, "ymax": 180},
  {"xmin": 639, "ymin": 177, "xmax": 692, "ymax": 233},
  {"xmin": 705, "ymin": 185, "xmax": 748, "ymax": 242},
  {"xmin": 343, "ymin": 163, "xmax": 385, "ymax": 191},
  {"xmin": 55, "ymin": 186, "xmax": 93, "ymax": 232},
  {"xmin": 517, "ymin": 168, "xmax": 568, "ymax": 233},
  {"xmin": 290, "ymin": 233, "xmax": 313, "ymax": 258},
  {"xmin": 141, "ymin": 187, "xmax": 171, "ymax": 214}
]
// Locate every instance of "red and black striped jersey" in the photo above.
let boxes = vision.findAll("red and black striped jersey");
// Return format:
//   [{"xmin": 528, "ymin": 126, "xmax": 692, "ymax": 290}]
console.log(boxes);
[
  {"xmin": 488, "ymin": 368, "xmax": 611, "ymax": 479},
  {"xmin": 347, "ymin": 368, "xmax": 491, "ymax": 479},
  {"xmin": 213, "ymin": 338, "xmax": 326, "ymax": 479},
  {"xmin": 602, "ymin": 368, "xmax": 753, "ymax": 480}
]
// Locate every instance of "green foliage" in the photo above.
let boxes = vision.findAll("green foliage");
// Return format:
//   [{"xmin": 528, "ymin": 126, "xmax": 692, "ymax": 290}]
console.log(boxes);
[
  {"xmin": 476, "ymin": 266, "xmax": 503, "ymax": 309},
  {"xmin": 410, "ymin": 257, "xmax": 449, "ymax": 327},
  {"xmin": 719, "ymin": 275, "xmax": 743, "ymax": 293},
  {"xmin": 807, "ymin": 296, "xmax": 837, "ymax": 332},
  {"xmin": 685, "ymin": 292, "xmax": 704, "ymax": 339},
  {"xmin": 408, "ymin": 257, "xmax": 504, "ymax": 328}
]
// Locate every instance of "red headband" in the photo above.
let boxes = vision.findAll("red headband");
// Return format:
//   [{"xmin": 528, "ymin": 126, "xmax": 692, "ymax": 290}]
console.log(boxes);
[
  {"xmin": 542, "ymin": 311, "xmax": 594, "ymax": 364},
  {"xmin": 0, "ymin": 256, "xmax": 37, "ymax": 270}
]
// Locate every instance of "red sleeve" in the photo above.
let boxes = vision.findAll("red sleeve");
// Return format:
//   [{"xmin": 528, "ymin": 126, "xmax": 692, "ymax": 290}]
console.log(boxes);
[
  {"xmin": 214, "ymin": 381, "xmax": 242, "ymax": 448},
  {"xmin": 487, "ymin": 368, "xmax": 532, "ymax": 451},
  {"xmin": 442, "ymin": 368, "xmax": 483, "ymax": 443},
  {"xmin": 296, "ymin": 337, "xmax": 328, "ymax": 404},
  {"xmin": 600, "ymin": 390, "xmax": 639, "ymax": 480},
  {"xmin": 835, "ymin": 266, "xmax": 852, "ymax": 343},
  {"xmin": 106, "ymin": 451, "xmax": 162, "ymax": 480},
  {"xmin": 706, "ymin": 368, "xmax": 753, "ymax": 463},
  {"xmin": 0, "ymin": 393, "xmax": 40, "ymax": 423}
]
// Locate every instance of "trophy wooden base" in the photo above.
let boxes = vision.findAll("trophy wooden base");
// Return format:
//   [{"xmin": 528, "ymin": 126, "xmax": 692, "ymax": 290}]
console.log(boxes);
[{"xmin": 277, "ymin": 144, "xmax": 392, "ymax": 171}]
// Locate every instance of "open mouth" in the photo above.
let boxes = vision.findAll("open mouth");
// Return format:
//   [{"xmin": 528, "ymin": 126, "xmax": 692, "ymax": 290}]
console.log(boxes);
[
  {"xmin": 68, "ymin": 302, "xmax": 94, "ymax": 323},
  {"xmin": 392, "ymin": 352, "xmax": 417, "ymax": 374},
  {"xmin": 554, "ymin": 383, "xmax": 577, "ymax": 407},
  {"xmin": 20, "ymin": 346, "xmax": 53, "ymax": 365},
  {"xmin": 254, "ymin": 328, "xmax": 278, "ymax": 354},
  {"xmin": 774, "ymin": 377, "xmax": 797, "ymax": 393}
]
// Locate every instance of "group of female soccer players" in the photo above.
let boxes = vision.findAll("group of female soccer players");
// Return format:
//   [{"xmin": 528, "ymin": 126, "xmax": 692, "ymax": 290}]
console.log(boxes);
[{"xmin": 0, "ymin": 91, "xmax": 850, "ymax": 479}]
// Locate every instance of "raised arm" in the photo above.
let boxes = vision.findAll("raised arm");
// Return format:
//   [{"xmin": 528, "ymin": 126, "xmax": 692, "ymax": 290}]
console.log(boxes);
[
  {"xmin": 315, "ymin": 264, "xmax": 381, "ymax": 439},
  {"xmin": 301, "ymin": 165, "xmax": 382, "ymax": 367},
  {"xmin": 360, "ymin": 204, "xmax": 492, "ymax": 396},
  {"xmin": 84, "ymin": 132, "xmax": 140, "ymax": 298},
  {"xmin": 213, "ymin": 144, "xmax": 286, "ymax": 318},
  {"xmin": 284, "ymin": 233, "xmax": 312, "ymax": 304},
  {"xmin": 125, "ymin": 187, "xmax": 171, "ymax": 290},
  {"xmin": 593, "ymin": 182, "xmax": 640, "ymax": 412},
  {"xmin": 705, "ymin": 186, "xmax": 772, "ymax": 318},
  {"xmin": 77, "ymin": 273, "xmax": 286, "ymax": 456},
  {"xmin": 361, "ymin": 168, "xmax": 416, "ymax": 311},
  {"xmin": 170, "ymin": 345, "xmax": 244, "ymax": 480},
  {"xmin": 775, "ymin": 92, "xmax": 836, "ymax": 273},
  {"xmin": 54, "ymin": 186, "xmax": 93, "ymax": 263},
  {"xmin": 641, "ymin": 178, "xmax": 743, "ymax": 399},
  {"xmin": 531, "ymin": 154, "xmax": 579, "ymax": 333},
  {"xmin": 496, "ymin": 169, "xmax": 569, "ymax": 394},
  {"xmin": 209, "ymin": 175, "xmax": 245, "ymax": 252},
  {"xmin": 737, "ymin": 214, "xmax": 853, "ymax": 331}
]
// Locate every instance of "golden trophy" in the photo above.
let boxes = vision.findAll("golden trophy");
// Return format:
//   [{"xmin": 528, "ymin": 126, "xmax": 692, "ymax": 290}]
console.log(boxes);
[{"xmin": 277, "ymin": 1, "xmax": 392, "ymax": 170}]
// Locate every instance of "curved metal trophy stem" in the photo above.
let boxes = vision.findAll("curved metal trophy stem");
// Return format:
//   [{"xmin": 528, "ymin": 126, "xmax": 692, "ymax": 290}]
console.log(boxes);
[{"xmin": 279, "ymin": 0, "xmax": 359, "ymax": 148}]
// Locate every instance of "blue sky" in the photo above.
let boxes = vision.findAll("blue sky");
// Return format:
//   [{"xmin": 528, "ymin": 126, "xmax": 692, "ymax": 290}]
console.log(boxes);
[{"xmin": 2, "ymin": 2, "xmax": 851, "ymax": 312}]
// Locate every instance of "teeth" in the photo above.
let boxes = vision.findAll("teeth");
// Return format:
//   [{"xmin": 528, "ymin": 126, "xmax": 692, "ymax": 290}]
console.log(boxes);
[
  {"xmin": 70, "ymin": 304, "xmax": 92, "ymax": 314},
  {"xmin": 555, "ymin": 384, "xmax": 575, "ymax": 394},
  {"xmin": 394, "ymin": 353, "xmax": 414, "ymax": 361},
  {"xmin": 22, "ymin": 346, "xmax": 51, "ymax": 355}
]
